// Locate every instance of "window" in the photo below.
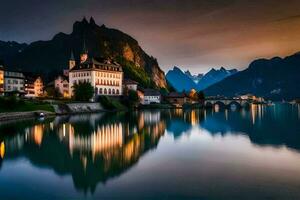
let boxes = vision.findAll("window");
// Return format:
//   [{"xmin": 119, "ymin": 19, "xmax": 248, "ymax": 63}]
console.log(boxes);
[
  {"xmin": 99, "ymin": 88, "xmax": 103, "ymax": 94},
  {"xmin": 112, "ymin": 89, "xmax": 115, "ymax": 94},
  {"xmin": 104, "ymin": 88, "xmax": 107, "ymax": 94},
  {"xmin": 116, "ymin": 89, "xmax": 119, "ymax": 94},
  {"xmin": 108, "ymin": 89, "xmax": 111, "ymax": 94}
]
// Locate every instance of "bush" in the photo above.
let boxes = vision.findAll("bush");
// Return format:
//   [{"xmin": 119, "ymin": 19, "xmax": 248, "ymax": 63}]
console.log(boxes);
[
  {"xmin": 72, "ymin": 82, "xmax": 94, "ymax": 101},
  {"xmin": 98, "ymin": 96, "xmax": 126, "ymax": 110}
]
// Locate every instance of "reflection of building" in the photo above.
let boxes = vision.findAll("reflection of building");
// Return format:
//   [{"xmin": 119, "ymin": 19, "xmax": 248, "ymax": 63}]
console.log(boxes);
[
  {"xmin": 24, "ymin": 75, "xmax": 44, "ymax": 98},
  {"xmin": 68, "ymin": 47, "xmax": 123, "ymax": 98},
  {"xmin": 0, "ymin": 141, "xmax": 5, "ymax": 159},
  {"xmin": 142, "ymin": 89, "xmax": 161, "ymax": 104},
  {"xmin": 25, "ymin": 124, "xmax": 44, "ymax": 146},
  {"xmin": 4, "ymin": 71, "xmax": 25, "ymax": 94},
  {"xmin": 67, "ymin": 123, "xmax": 123, "ymax": 156}
]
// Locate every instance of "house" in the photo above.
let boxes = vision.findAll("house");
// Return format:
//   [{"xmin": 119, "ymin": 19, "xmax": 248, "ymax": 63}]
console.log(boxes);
[
  {"xmin": 4, "ymin": 70, "xmax": 25, "ymax": 95},
  {"xmin": 239, "ymin": 94, "xmax": 264, "ymax": 103},
  {"xmin": 165, "ymin": 92, "xmax": 191, "ymax": 107},
  {"xmin": 142, "ymin": 89, "xmax": 161, "ymax": 105},
  {"xmin": 0, "ymin": 64, "xmax": 4, "ymax": 96},
  {"xmin": 54, "ymin": 75, "xmax": 69, "ymax": 98},
  {"xmin": 123, "ymin": 79, "xmax": 138, "ymax": 91},
  {"xmin": 68, "ymin": 46, "xmax": 123, "ymax": 99},
  {"xmin": 24, "ymin": 74, "xmax": 44, "ymax": 98}
]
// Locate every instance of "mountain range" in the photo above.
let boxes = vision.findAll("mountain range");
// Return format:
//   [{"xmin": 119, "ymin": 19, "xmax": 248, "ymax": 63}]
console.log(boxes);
[
  {"xmin": 204, "ymin": 53, "xmax": 300, "ymax": 100},
  {"xmin": 166, "ymin": 66, "xmax": 237, "ymax": 92},
  {"xmin": 0, "ymin": 17, "xmax": 167, "ymax": 88}
]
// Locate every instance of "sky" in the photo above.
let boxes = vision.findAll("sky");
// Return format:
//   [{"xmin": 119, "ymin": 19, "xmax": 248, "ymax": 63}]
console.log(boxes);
[{"xmin": 1, "ymin": 0, "xmax": 300, "ymax": 74}]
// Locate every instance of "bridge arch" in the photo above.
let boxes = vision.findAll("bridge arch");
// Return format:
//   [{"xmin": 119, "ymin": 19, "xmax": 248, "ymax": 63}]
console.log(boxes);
[
  {"xmin": 228, "ymin": 101, "xmax": 242, "ymax": 110},
  {"xmin": 205, "ymin": 101, "xmax": 213, "ymax": 108},
  {"xmin": 214, "ymin": 101, "xmax": 226, "ymax": 109}
]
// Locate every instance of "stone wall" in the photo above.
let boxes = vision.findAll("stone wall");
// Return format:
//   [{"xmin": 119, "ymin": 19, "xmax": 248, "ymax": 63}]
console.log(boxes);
[{"xmin": 54, "ymin": 103, "xmax": 104, "ymax": 114}]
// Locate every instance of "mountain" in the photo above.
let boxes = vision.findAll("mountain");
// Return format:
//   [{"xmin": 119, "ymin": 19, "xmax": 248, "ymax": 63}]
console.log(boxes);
[
  {"xmin": 204, "ymin": 53, "xmax": 300, "ymax": 100},
  {"xmin": 166, "ymin": 67, "xmax": 197, "ymax": 92},
  {"xmin": 0, "ymin": 17, "xmax": 167, "ymax": 88},
  {"xmin": 184, "ymin": 70, "xmax": 203, "ymax": 84},
  {"xmin": 166, "ymin": 66, "xmax": 237, "ymax": 92},
  {"xmin": 197, "ymin": 67, "xmax": 238, "ymax": 91}
]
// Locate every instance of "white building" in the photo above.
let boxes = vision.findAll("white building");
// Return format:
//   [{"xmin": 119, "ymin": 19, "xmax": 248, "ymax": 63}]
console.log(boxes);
[
  {"xmin": 55, "ymin": 75, "xmax": 69, "ymax": 98},
  {"xmin": 4, "ymin": 71, "xmax": 25, "ymax": 94},
  {"xmin": 68, "ymin": 49, "xmax": 123, "ymax": 99},
  {"xmin": 123, "ymin": 79, "xmax": 138, "ymax": 91},
  {"xmin": 142, "ymin": 89, "xmax": 161, "ymax": 105}
]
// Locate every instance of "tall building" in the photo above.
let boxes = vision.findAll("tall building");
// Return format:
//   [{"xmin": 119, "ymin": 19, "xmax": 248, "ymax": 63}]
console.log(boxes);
[
  {"xmin": 4, "ymin": 71, "xmax": 25, "ymax": 94},
  {"xmin": 0, "ymin": 64, "xmax": 4, "ymax": 96},
  {"xmin": 68, "ymin": 48, "xmax": 123, "ymax": 99},
  {"xmin": 24, "ymin": 75, "xmax": 44, "ymax": 98}
]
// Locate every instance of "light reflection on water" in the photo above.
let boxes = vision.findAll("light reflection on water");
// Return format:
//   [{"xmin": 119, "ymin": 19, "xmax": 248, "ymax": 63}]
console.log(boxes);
[{"xmin": 0, "ymin": 104, "xmax": 300, "ymax": 199}]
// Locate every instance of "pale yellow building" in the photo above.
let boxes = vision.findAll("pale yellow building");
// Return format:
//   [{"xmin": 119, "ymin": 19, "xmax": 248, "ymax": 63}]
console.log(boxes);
[{"xmin": 68, "ymin": 50, "xmax": 123, "ymax": 99}]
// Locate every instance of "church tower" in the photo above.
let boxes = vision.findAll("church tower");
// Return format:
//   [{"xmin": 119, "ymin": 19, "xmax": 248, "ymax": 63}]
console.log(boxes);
[
  {"xmin": 69, "ymin": 50, "xmax": 76, "ymax": 70},
  {"xmin": 80, "ymin": 40, "xmax": 88, "ymax": 63}
]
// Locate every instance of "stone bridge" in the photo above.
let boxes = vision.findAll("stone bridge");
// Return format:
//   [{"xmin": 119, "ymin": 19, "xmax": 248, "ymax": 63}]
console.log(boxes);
[{"xmin": 205, "ymin": 99, "xmax": 252, "ymax": 109}]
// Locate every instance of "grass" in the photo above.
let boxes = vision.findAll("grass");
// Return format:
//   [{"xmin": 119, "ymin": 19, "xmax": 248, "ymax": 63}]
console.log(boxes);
[{"xmin": 0, "ymin": 98, "xmax": 54, "ymax": 113}]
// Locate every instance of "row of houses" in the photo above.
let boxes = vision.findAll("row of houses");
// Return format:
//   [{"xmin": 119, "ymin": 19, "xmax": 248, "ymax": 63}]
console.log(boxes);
[
  {"xmin": 0, "ymin": 64, "xmax": 44, "ymax": 98},
  {"xmin": 0, "ymin": 46, "xmax": 200, "ymax": 106}
]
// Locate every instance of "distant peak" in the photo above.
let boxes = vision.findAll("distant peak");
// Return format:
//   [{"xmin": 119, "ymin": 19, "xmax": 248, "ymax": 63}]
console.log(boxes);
[
  {"xmin": 220, "ymin": 67, "xmax": 226, "ymax": 71},
  {"xmin": 82, "ymin": 17, "xmax": 88, "ymax": 24},
  {"xmin": 173, "ymin": 66, "xmax": 182, "ymax": 72}
]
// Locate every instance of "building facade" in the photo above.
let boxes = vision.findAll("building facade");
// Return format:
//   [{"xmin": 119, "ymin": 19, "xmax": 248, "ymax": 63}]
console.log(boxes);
[
  {"xmin": 123, "ymin": 79, "xmax": 138, "ymax": 91},
  {"xmin": 142, "ymin": 89, "xmax": 161, "ymax": 105},
  {"xmin": 68, "ymin": 50, "xmax": 123, "ymax": 99},
  {"xmin": 55, "ymin": 76, "xmax": 69, "ymax": 98},
  {"xmin": 24, "ymin": 76, "xmax": 44, "ymax": 98},
  {"xmin": 0, "ymin": 65, "xmax": 4, "ymax": 96},
  {"xmin": 4, "ymin": 71, "xmax": 25, "ymax": 94}
]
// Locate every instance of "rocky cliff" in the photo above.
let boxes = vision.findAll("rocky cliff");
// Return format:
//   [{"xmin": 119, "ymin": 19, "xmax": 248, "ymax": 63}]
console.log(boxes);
[{"xmin": 0, "ymin": 17, "xmax": 167, "ymax": 88}]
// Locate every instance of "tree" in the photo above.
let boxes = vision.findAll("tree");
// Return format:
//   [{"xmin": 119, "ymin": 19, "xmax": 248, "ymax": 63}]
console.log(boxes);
[
  {"xmin": 128, "ymin": 90, "xmax": 139, "ymax": 104},
  {"xmin": 72, "ymin": 82, "xmax": 94, "ymax": 101},
  {"xmin": 46, "ymin": 87, "xmax": 62, "ymax": 98}
]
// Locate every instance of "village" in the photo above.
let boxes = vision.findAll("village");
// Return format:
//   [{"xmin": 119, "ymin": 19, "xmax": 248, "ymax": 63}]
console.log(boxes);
[
  {"xmin": 0, "ymin": 46, "xmax": 206, "ymax": 110},
  {"xmin": 0, "ymin": 45, "xmax": 266, "ymax": 116}
]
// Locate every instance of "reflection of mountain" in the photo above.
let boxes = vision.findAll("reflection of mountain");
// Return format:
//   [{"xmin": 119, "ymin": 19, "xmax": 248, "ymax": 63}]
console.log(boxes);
[
  {"xmin": 201, "ymin": 105, "xmax": 300, "ymax": 151},
  {"xmin": 2, "ymin": 113, "xmax": 166, "ymax": 193},
  {"xmin": 165, "ymin": 109, "xmax": 205, "ymax": 139}
]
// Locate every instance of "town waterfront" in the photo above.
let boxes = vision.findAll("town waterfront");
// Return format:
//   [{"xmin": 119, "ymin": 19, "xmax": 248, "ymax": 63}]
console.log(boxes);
[{"xmin": 1, "ymin": 104, "xmax": 300, "ymax": 199}]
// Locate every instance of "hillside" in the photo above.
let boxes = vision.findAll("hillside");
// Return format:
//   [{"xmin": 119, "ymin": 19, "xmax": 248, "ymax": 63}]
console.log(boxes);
[
  {"xmin": 0, "ymin": 17, "xmax": 167, "ymax": 88},
  {"xmin": 204, "ymin": 53, "xmax": 300, "ymax": 100}
]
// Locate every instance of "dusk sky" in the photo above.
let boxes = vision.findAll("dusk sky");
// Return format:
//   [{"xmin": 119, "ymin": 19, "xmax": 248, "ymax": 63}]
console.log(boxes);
[{"xmin": 1, "ymin": 0, "xmax": 300, "ymax": 74}]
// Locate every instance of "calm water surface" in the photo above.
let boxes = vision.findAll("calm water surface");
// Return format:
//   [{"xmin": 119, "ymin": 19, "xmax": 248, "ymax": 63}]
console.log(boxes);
[{"xmin": 1, "ymin": 104, "xmax": 300, "ymax": 199}]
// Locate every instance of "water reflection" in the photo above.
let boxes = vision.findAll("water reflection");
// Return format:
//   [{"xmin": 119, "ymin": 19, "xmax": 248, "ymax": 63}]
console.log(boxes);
[{"xmin": 0, "ymin": 104, "xmax": 300, "ymax": 197}]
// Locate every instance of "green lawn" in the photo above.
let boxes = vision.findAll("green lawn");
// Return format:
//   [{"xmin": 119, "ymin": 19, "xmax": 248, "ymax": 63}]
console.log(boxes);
[{"xmin": 0, "ymin": 100, "xmax": 54, "ymax": 113}]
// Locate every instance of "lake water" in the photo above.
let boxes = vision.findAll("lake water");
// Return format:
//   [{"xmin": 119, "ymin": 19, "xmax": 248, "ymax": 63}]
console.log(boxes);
[{"xmin": 1, "ymin": 104, "xmax": 300, "ymax": 199}]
